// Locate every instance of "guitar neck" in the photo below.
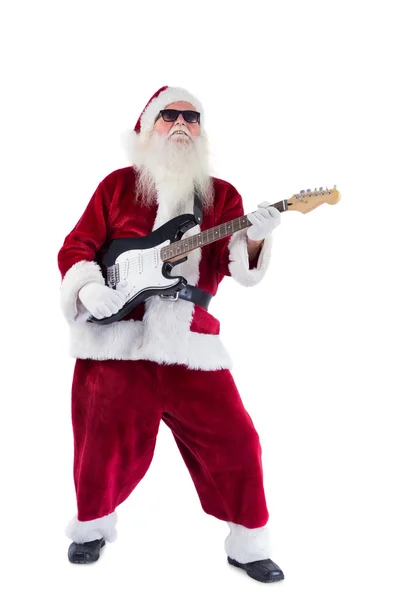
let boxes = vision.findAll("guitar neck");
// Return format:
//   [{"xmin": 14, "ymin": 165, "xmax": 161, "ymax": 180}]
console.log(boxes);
[{"xmin": 161, "ymin": 199, "xmax": 288, "ymax": 262}]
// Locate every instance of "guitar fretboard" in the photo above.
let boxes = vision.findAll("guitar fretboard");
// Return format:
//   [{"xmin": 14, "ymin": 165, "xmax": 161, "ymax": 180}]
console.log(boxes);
[{"xmin": 161, "ymin": 199, "xmax": 287, "ymax": 262}]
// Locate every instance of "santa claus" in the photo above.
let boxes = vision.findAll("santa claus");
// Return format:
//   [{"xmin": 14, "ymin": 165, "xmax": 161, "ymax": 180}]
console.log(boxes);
[{"xmin": 58, "ymin": 86, "xmax": 283, "ymax": 583}]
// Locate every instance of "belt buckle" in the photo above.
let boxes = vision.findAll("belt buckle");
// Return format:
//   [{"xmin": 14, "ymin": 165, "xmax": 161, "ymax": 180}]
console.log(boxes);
[{"xmin": 160, "ymin": 291, "xmax": 180, "ymax": 302}]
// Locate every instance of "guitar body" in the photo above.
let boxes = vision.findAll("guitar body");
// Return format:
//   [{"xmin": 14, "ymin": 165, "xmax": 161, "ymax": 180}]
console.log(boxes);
[{"xmin": 90, "ymin": 213, "xmax": 197, "ymax": 324}]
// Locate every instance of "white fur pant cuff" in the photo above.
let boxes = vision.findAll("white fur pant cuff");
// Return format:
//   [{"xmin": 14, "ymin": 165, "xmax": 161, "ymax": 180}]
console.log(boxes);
[
  {"xmin": 66, "ymin": 512, "xmax": 117, "ymax": 544},
  {"xmin": 224, "ymin": 522, "xmax": 272, "ymax": 563}
]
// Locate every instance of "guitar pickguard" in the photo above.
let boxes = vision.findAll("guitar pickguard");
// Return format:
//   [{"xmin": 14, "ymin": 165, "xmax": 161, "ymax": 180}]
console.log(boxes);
[{"xmin": 112, "ymin": 240, "xmax": 181, "ymax": 301}]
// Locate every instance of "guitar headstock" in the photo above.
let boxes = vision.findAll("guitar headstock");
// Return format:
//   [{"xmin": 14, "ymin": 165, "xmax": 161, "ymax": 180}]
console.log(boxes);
[{"xmin": 287, "ymin": 186, "xmax": 341, "ymax": 214}]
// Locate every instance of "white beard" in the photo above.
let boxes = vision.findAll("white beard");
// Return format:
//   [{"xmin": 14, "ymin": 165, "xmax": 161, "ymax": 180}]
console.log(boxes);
[{"xmin": 133, "ymin": 128, "xmax": 214, "ymax": 215}]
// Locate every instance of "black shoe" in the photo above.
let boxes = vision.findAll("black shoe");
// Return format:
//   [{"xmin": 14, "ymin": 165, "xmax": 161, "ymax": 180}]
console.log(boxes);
[
  {"xmin": 68, "ymin": 538, "xmax": 105, "ymax": 564},
  {"xmin": 227, "ymin": 556, "xmax": 284, "ymax": 583}
]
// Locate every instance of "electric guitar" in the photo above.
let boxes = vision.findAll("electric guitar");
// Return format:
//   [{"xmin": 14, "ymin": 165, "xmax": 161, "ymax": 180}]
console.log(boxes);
[{"xmin": 90, "ymin": 186, "xmax": 341, "ymax": 324}]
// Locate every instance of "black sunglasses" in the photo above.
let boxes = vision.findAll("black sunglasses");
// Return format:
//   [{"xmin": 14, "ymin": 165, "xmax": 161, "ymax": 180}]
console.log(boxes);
[{"xmin": 157, "ymin": 109, "xmax": 201, "ymax": 124}]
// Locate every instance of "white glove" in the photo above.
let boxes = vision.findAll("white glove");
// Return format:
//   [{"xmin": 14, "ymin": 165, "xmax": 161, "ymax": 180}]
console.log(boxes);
[
  {"xmin": 78, "ymin": 282, "xmax": 126, "ymax": 320},
  {"xmin": 247, "ymin": 202, "xmax": 281, "ymax": 241}
]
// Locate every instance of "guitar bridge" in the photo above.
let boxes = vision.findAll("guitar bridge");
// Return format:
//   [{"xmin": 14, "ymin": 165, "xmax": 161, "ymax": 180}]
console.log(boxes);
[{"xmin": 106, "ymin": 263, "xmax": 120, "ymax": 288}]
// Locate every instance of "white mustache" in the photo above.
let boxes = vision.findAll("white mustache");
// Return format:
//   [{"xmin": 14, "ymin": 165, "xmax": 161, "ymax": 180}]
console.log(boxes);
[{"xmin": 167, "ymin": 125, "xmax": 194, "ymax": 141}]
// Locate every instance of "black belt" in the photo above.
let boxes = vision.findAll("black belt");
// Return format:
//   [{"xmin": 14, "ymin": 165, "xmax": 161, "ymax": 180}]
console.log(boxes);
[{"xmin": 160, "ymin": 284, "xmax": 212, "ymax": 310}]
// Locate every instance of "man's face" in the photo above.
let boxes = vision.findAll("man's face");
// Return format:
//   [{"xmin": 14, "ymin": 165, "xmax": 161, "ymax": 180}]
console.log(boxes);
[
  {"xmin": 135, "ymin": 99, "xmax": 212, "ymax": 208},
  {"xmin": 153, "ymin": 101, "xmax": 200, "ymax": 141}
]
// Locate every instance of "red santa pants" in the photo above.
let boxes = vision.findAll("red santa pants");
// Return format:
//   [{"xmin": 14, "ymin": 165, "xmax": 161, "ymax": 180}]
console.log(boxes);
[{"xmin": 71, "ymin": 358, "xmax": 269, "ymax": 529}]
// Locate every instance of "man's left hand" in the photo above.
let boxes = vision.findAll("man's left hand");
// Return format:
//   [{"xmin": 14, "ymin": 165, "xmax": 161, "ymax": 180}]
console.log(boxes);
[{"xmin": 247, "ymin": 202, "xmax": 281, "ymax": 241}]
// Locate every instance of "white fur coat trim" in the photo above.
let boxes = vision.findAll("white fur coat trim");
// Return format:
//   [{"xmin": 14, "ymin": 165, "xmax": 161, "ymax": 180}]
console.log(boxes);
[
  {"xmin": 68, "ymin": 319, "xmax": 233, "ymax": 370},
  {"xmin": 137, "ymin": 188, "xmax": 205, "ymax": 358},
  {"xmin": 60, "ymin": 260, "xmax": 105, "ymax": 324},
  {"xmin": 66, "ymin": 511, "xmax": 117, "ymax": 544},
  {"xmin": 228, "ymin": 230, "xmax": 272, "ymax": 287},
  {"xmin": 224, "ymin": 522, "xmax": 272, "ymax": 563}
]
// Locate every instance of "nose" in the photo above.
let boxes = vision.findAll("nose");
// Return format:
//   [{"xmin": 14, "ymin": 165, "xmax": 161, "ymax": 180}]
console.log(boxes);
[{"xmin": 174, "ymin": 112, "xmax": 185, "ymax": 125}]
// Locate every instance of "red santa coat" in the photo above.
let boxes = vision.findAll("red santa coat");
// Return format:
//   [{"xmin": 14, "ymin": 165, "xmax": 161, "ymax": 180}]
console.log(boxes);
[{"xmin": 58, "ymin": 167, "xmax": 273, "ymax": 370}]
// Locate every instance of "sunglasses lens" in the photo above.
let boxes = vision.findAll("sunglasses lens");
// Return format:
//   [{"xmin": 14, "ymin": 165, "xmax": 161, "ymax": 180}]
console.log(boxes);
[
  {"xmin": 161, "ymin": 110, "xmax": 179, "ymax": 122},
  {"xmin": 183, "ymin": 111, "xmax": 199, "ymax": 123}
]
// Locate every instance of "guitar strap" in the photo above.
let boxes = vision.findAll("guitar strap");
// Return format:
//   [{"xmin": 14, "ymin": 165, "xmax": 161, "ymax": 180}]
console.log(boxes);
[
  {"xmin": 162, "ymin": 190, "xmax": 213, "ymax": 311},
  {"xmin": 193, "ymin": 190, "xmax": 203, "ymax": 225}
]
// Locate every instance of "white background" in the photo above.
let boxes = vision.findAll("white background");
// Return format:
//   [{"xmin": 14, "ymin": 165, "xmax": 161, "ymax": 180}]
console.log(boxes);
[{"xmin": 1, "ymin": 0, "xmax": 399, "ymax": 598}]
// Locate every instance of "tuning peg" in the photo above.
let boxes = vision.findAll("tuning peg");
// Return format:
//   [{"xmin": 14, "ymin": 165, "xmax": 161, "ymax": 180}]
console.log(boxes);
[{"xmin": 326, "ymin": 186, "xmax": 331, "ymax": 194}]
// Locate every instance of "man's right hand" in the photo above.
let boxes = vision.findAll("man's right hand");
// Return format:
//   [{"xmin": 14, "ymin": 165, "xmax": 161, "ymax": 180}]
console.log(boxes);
[{"xmin": 78, "ymin": 282, "xmax": 126, "ymax": 320}]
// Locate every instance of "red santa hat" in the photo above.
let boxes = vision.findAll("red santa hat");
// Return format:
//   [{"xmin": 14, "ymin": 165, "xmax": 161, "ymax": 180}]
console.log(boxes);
[{"xmin": 133, "ymin": 86, "xmax": 205, "ymax": 139}]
